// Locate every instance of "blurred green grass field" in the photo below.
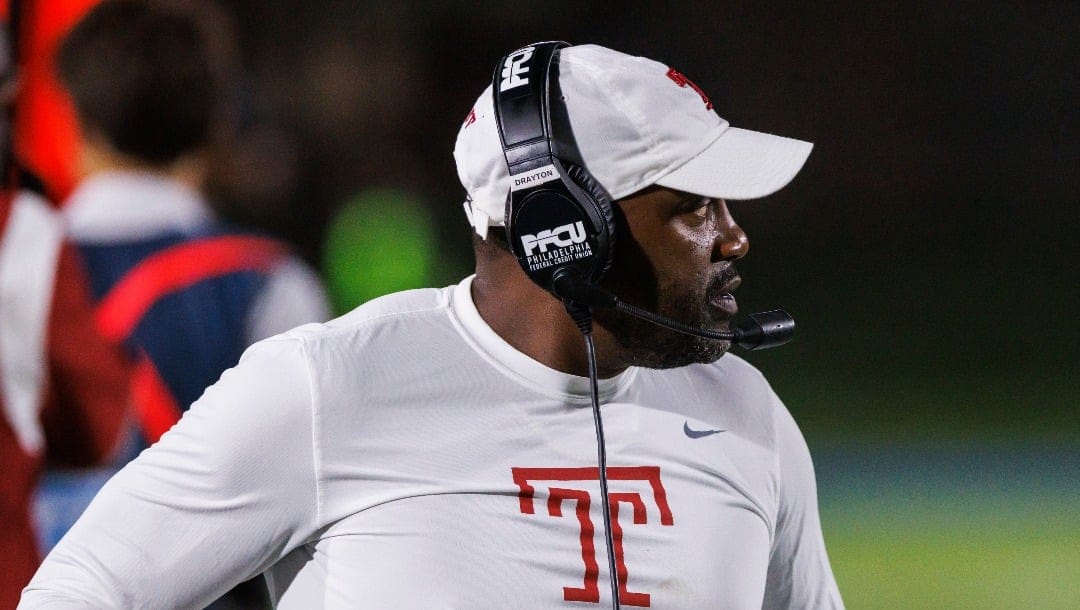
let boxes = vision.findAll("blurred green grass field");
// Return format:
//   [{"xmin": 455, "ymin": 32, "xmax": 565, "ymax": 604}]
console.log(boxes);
[
  {"xmin": 824, "ymin": 496, "xmax": 1078, "ymax": 609},
  {"xmin": 812, "ymin": 445, "xmax": 1078, "ymax": 609}
]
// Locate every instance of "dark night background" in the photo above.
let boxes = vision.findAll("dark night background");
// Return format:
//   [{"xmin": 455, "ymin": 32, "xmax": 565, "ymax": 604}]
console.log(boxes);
[
  {"xmin": 212, "ymin": 0, "xmax": 1076, "ymax": 444},
  {"xmin": 184, "ymin": 1, "xmax": 1078, "ymax": 605}
]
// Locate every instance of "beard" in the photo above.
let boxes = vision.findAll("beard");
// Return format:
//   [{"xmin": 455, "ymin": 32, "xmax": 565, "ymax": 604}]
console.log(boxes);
[{"xmin": 593, "ymin": 270, "xmax": 734, "ymax": 369}]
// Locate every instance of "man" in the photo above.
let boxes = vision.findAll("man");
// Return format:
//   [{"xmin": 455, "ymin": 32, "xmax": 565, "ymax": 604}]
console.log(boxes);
[
  {"xmin": 22, "ymin": 43, "xmax": 841, "ymax": 609},
  {"xmin": 54, "ymin": 0, "xmax": 330, "ymax": 458},
  {"xmin": 39, "ymin": 1, "xmax": 329, "ymax": 607}
]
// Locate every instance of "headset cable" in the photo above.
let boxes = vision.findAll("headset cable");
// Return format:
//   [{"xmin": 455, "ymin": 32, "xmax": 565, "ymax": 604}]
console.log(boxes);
[{"xmin": 565, "ymin": 301, "xmax": 621, "ymax": 610}]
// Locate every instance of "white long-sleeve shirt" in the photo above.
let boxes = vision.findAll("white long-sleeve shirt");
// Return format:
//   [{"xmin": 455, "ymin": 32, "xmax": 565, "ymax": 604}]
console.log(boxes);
[{"xmin": 21, "ymin": 277, "xmax": 842, "ymax": 609}]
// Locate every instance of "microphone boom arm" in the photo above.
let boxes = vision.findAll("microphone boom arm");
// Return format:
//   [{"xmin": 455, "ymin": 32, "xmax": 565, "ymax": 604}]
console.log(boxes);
[{"xmin": 551, "ymin": 268, "xmax": 795, "ymax": 350}]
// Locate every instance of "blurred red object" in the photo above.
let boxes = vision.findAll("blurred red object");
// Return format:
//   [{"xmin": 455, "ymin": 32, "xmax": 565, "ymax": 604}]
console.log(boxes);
[{"xmin": 10, "ymin": 0, "xmax": 101, "ymax": 204}]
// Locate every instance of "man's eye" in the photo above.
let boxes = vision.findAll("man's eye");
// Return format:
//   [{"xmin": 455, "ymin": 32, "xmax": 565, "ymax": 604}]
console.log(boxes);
[{"xmin": 685, "ymin": 198, "xmax": 710, "ymax": 219}]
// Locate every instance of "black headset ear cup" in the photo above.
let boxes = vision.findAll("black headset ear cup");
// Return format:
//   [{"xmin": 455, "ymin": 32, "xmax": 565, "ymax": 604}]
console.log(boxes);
[{"xmin": 564, "ymin": 164, "xmax": 616, "ymax": 278}]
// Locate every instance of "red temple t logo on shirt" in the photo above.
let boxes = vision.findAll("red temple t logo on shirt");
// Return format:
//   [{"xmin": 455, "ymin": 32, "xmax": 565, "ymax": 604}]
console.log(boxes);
[{"xmin": 512, "ymin": 466, "xmax": 674, "ymax": 607}]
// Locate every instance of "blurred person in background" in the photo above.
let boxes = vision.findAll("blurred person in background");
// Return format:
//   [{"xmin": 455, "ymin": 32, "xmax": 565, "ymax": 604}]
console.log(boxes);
[
  {"xmin": 20, "ymin": 42, "xmax": 839, "ymax": 609},
  {"xmin": 55, "ymin": 0, "xmax": 329, "ymax": 459},
  {"xmin": 43, "ymin": 0, "xmax": 330, "ymax": 606},
  {"xmin": 0, "ymin": 9, "xmax": 130, "ymax": 606}
]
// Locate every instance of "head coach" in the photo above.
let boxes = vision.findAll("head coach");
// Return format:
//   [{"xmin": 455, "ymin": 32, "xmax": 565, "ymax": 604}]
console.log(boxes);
[{"xmin": 21, "ymin": 42, "xmax": 842, "ymax": 609}]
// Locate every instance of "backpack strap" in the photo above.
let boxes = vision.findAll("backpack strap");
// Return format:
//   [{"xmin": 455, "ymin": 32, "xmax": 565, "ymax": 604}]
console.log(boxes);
[
  {"xmin": 96, "ymin": 235, "xmax": 288, "ymax": 341},
  {"xmin": 96, "ymin": 234, "xmax": 288, "ymax": 442}
]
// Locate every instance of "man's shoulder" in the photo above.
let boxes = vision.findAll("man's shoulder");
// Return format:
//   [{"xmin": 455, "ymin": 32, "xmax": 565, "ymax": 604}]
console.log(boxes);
[
  {"xmin": 328, "ymin": 286, "xmax": 452, "ymax": 327},
  {"xmin": 281, "ymin": 285, "xmax": 454, "ymax": 344},
  {"xmin": 247, "ymin": 286, "xmax": 466, "ymax": 407}
]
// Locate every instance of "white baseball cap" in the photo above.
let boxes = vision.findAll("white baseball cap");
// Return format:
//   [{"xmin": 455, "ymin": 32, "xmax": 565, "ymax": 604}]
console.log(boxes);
[{"xmin": 454, "ymin": 43, "xmax": 813, "ymax": 237}]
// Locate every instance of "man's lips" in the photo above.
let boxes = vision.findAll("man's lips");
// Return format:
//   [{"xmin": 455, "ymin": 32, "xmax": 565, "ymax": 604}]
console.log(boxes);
[{"xmin": 707, "ymin": 266, "xmax": 741, "ymax": 318}]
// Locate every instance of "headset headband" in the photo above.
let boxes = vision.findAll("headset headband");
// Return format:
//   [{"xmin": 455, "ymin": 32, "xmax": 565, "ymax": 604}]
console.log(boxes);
[
  {"xmin": 491, "ymin": 41, "xmax": 568, "ymax": 179},
  {"xmin": 490, "ymin": 41, "xmax": 614, "ymax": 293}
]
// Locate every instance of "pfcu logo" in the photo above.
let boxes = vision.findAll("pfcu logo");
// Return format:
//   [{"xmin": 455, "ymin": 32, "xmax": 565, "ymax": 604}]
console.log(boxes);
[
  {"xmin": 520, "ymin": 221, "xmax": 587, "ymax": 257},
  {"xmin": 499, "ymin": 46, "xmax": 535, "ymax": 92}
]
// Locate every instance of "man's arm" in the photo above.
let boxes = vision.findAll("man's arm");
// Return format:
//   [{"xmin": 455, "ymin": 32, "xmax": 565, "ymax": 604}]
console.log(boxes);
[
  {"xmin": 20, "ymin": 336, "xmax": 321, "ymax": 609},
  {"xmin": 762, "ymin": 394, "xmax": 845, "ymax": 609}
]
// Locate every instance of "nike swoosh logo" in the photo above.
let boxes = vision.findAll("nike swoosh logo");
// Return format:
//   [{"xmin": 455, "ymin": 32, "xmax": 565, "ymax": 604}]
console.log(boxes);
[{"xmin": 683, "ymin": 421, "xmax": 724, "ymax": 439}]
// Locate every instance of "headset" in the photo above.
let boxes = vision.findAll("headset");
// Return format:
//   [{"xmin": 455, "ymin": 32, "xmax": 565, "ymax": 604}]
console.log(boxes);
[{"xmin": 491, "ymin": 41, "xmax": 613, "ymax": 315}]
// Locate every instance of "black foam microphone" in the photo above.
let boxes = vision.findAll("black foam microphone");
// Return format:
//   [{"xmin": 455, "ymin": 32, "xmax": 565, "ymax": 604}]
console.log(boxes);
[{"xmin": 551, "ymin": 268, "xmax": 796, "ymax": 350}]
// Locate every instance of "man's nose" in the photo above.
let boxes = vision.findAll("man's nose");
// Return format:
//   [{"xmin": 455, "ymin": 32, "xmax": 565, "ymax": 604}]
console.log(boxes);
[{"xmin": 715, "ymin": 201, "xmax": 749, "ymax": 261}]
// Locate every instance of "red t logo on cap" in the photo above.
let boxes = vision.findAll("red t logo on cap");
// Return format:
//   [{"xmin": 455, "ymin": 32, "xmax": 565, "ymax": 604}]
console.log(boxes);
[{"xmin": 665, "ymin": 68, "xmax": 713, "ymax": 110}]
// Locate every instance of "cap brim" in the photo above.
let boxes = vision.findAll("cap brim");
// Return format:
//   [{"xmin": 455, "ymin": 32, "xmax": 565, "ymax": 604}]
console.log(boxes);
[{"xmin": 655, "ymin": 127, "xmax": 813, "ymax": 200}]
